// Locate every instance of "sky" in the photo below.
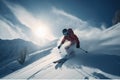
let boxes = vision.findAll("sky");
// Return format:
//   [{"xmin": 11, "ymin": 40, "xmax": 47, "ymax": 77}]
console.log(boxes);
[
  {"xmin": 0, "ymin": 0, "xmax": 120, "ymax": 45},
  {"xmin": 2, "ymin": 0, "xmax": 120, "ymax": 27}
]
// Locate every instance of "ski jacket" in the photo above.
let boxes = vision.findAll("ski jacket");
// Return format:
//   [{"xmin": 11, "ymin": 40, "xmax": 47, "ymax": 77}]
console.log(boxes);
[{"xmin": 61, "ymin": 28, "xmax": 80, "ymax": 46}]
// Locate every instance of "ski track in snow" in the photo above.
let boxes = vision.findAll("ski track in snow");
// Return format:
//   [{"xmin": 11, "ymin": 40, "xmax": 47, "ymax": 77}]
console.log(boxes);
[{"xmin": 27, "ymin": 63, "xmax": 53, "ymax": 79}]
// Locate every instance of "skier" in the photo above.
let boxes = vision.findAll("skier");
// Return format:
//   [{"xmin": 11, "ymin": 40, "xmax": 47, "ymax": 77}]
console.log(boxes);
[{"xmin": 58, "ymin": 28, "xmax": 80, "ymax": 57}]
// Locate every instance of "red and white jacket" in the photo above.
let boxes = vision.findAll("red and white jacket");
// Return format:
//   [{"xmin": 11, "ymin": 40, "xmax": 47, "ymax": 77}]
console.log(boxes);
[{"xmin": 60, "ymin": 28, "xmax": 80, "ymax": 46}]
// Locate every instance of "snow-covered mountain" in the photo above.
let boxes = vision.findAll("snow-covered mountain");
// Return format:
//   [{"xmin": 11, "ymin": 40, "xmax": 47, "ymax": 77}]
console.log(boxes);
[
  {"xmin": 0, "ymin": 39, "xmax": 40, "ymax": 68},
  {"xmin": 91, "ymin": 23, "xmax": 120, "ymax": 56},
  {"xmin": 1, "ymin": 23, "xmax": 120, "ymax": 79}
]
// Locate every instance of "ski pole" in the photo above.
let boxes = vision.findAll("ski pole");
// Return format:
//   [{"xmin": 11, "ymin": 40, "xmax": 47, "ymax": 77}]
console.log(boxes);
[{"xmin": 80, "ymin": 47, "xmax": 88, "ymax": 53}]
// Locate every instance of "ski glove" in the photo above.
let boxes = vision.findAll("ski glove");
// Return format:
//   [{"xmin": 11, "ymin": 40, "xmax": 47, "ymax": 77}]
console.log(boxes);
[
  {"xmin": 76, "ymin": 44, "xmax": 80, "ymax": 48},
  {"xmin": 58, "ymin": 45, "xmax": 61, "ymax": 49}
]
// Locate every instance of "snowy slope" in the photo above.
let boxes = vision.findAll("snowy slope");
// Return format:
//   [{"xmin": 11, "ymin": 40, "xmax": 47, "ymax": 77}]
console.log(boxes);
[
  {"xmin": 2, "ymin": 23, "xmax": 120, "ymax": 79},
  {"xmin": 3, "ymin": 47, "xmax": 93, "ymax": 79}
]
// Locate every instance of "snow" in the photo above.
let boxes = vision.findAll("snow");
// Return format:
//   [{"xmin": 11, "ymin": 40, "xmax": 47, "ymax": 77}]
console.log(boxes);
[{"xmin": 1, "ymin": 23, "xmax": 120, "ymax": 79}]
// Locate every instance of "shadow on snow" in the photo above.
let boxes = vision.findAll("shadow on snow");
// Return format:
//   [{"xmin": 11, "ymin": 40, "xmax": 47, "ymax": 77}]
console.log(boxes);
[{"xmin": 65, "ymin": 53, "xmax": 120, "ymax": 78}]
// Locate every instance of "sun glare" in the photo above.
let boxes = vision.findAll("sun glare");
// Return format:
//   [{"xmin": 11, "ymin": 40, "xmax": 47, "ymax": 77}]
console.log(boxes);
[
  {"xmin": 31, "ymin": 21, "xmax": 55, "ymax": 42},
  {"xmin": 34, "ymin": 27, "xmax": 48, "ymax": 38},
  {"xmin": 31, "ymin": 21, "xmax": 50, "ymax": 38}
]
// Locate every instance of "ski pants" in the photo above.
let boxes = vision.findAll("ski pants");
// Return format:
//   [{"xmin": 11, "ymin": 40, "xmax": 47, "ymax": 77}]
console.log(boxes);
[{"xmin": 64, "ymin": 43, "xmax": 76, "ymax": 58}]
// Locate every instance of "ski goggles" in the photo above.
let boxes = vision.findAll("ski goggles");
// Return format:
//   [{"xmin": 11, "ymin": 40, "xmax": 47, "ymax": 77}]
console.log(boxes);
[{"xmin": 63, "ymin": 31, "xmax": 68, "ymax": 36}]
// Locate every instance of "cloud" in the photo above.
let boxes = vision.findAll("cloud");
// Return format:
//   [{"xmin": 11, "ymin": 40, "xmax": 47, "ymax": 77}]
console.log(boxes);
[
  {"xmin": 4, "ymin": 1, "xmax": 56, "ymax": 45},
  {"xmin": 4, "ymin": 1, "xmax": 39, "ymax": 29},
  {"xmin": 0, "ymin": 19, "xmax": 19, "ymax": 39},
  {"xmin": 0, "ymin": 16, "xmax": 32, "ymax": 41},
  {"xmin": 51, "ymin": 7, "xmax": 88, "ymax": 29},
  {"xmin": 52, "ymin": 7, "xmax": 85, "ymax": 23}
]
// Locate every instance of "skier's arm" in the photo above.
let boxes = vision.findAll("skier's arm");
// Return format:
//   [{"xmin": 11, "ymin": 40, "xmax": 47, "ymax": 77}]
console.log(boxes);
[
  {"xmin": 74, "ymin": 35, "xmax": 80, "ymax": 48},
  {"xmin": 58, "ymin": 36, "xmax": 66, "ymax": 49}
]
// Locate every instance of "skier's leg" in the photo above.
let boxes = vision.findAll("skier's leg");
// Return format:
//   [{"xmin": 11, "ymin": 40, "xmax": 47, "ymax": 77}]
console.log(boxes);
[{"xmin": 64, "ymin": 44, "xmax": 75, "ymax": 59}]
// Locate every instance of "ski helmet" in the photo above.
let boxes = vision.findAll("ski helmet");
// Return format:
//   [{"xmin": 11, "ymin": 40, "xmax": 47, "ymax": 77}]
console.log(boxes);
[{"xmin": 62, "ymin": 29, "xmax": 68, "ymax": 36}]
